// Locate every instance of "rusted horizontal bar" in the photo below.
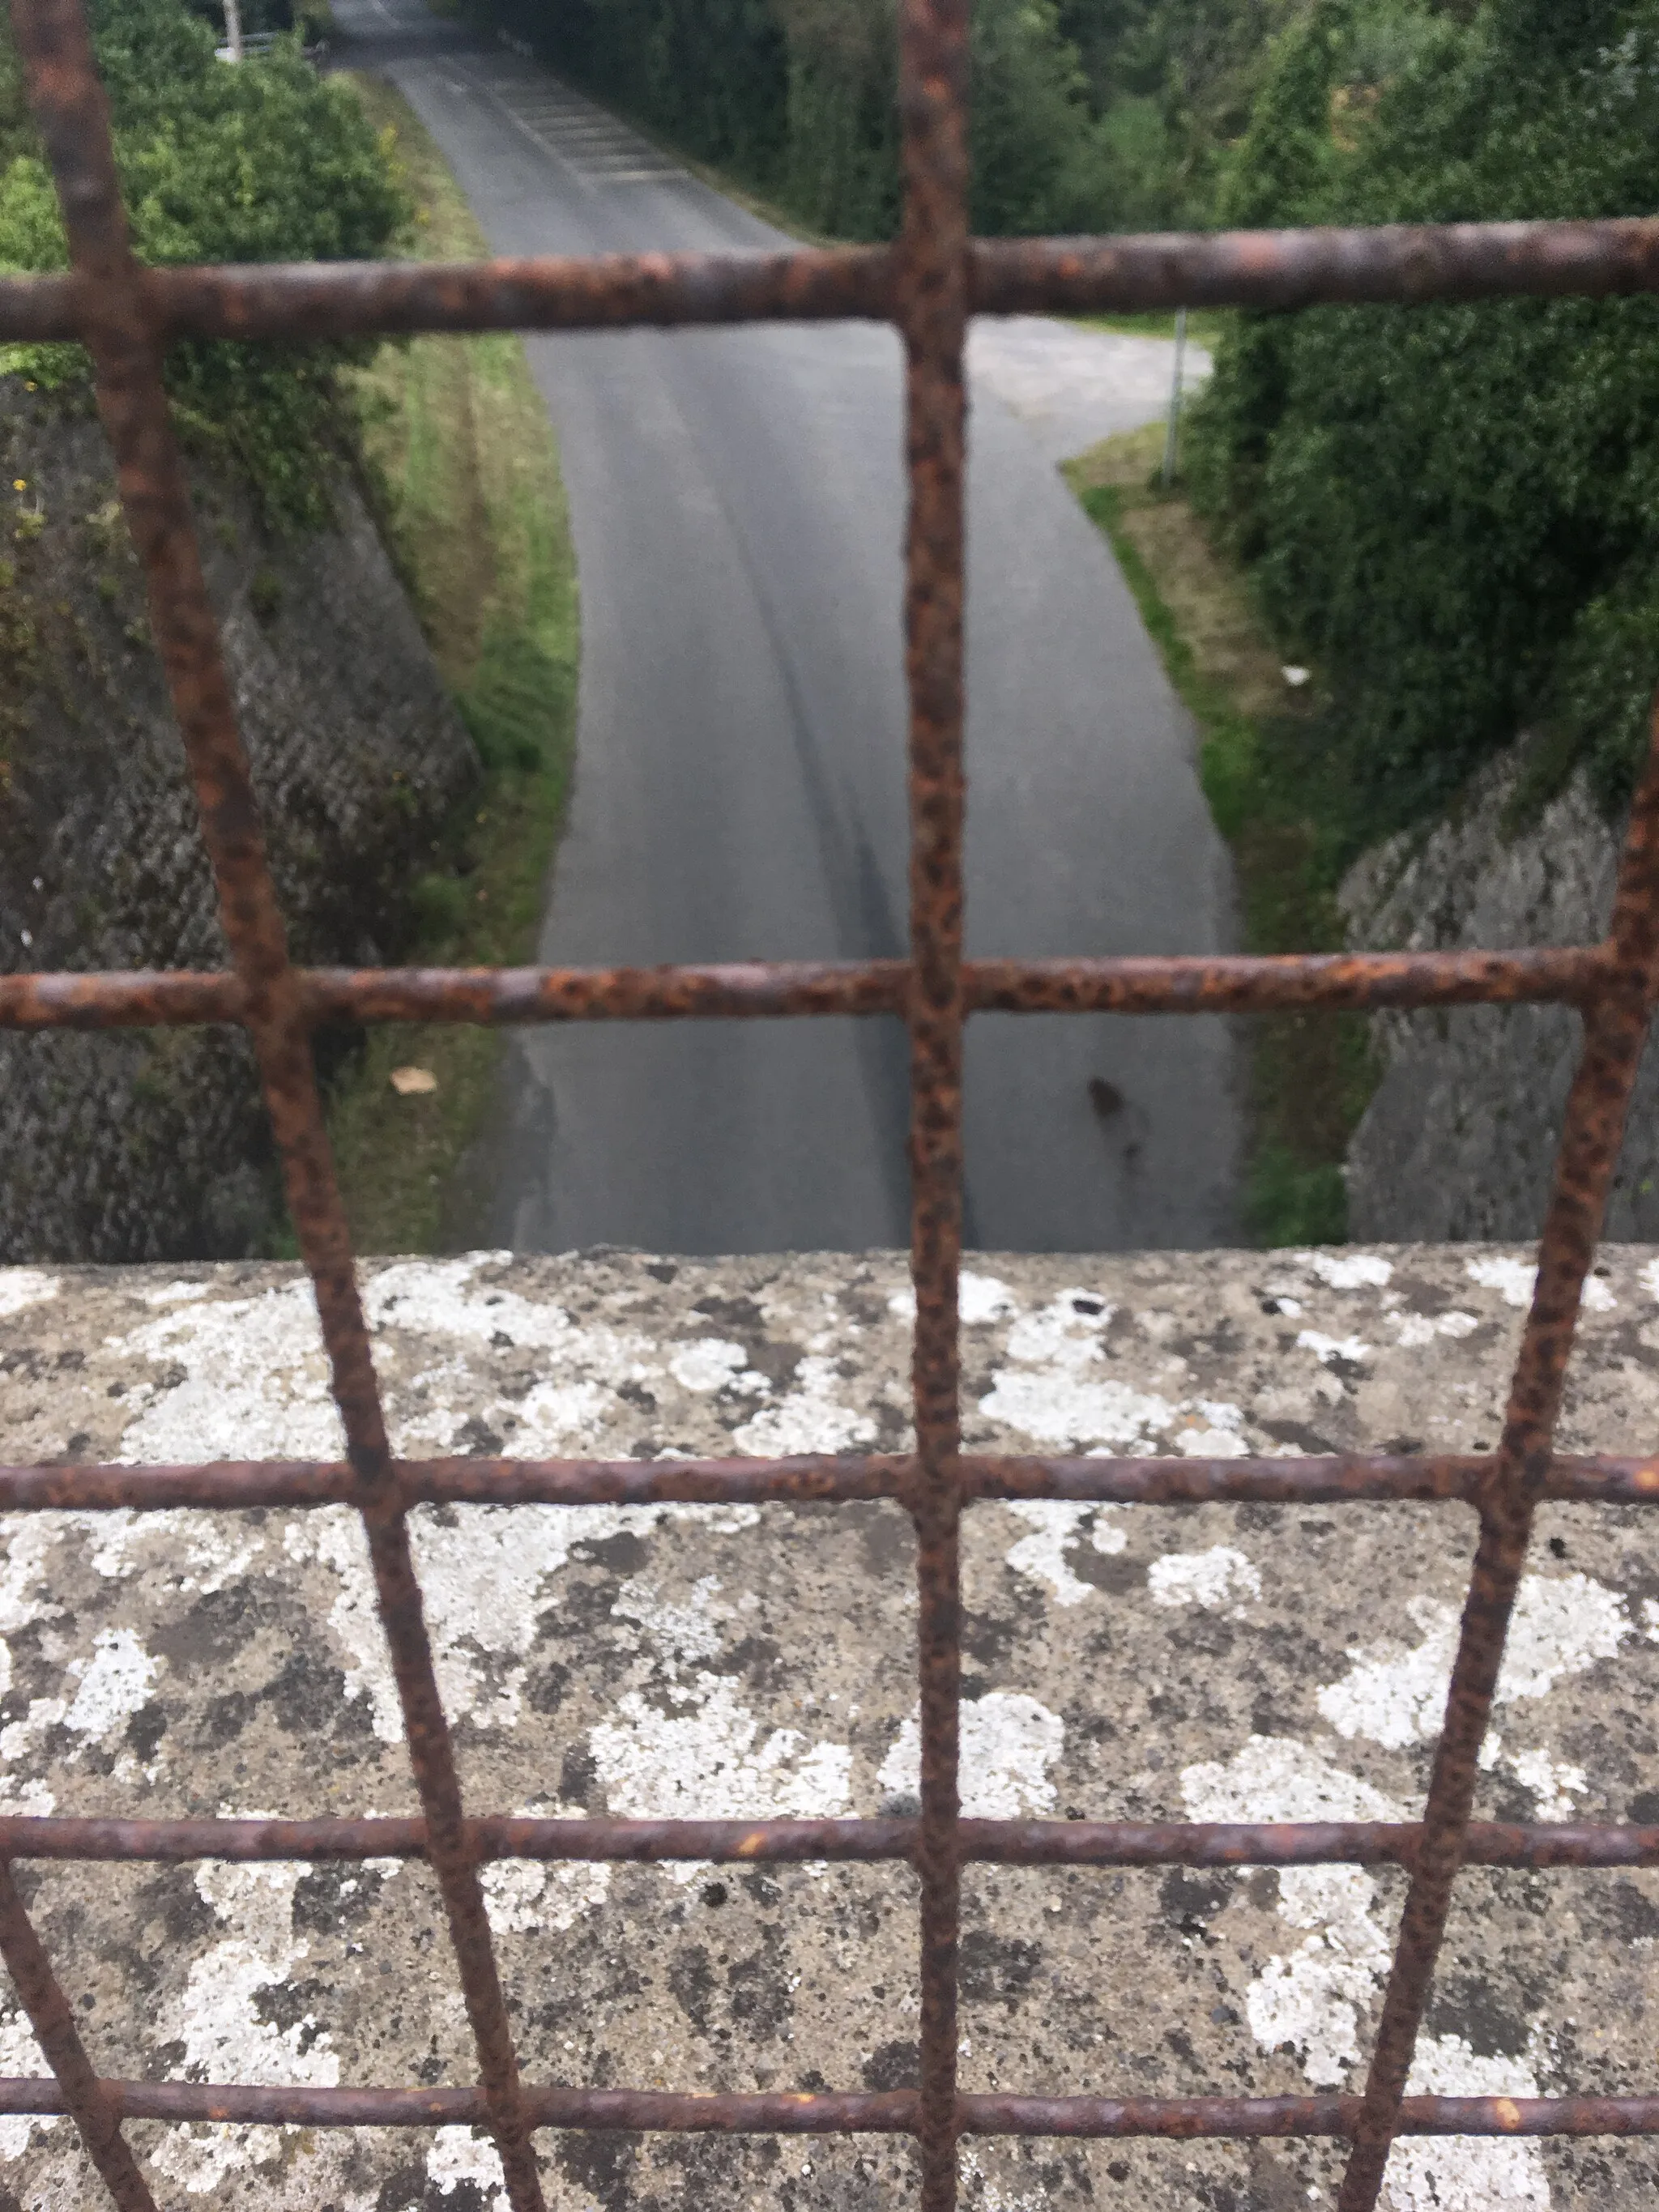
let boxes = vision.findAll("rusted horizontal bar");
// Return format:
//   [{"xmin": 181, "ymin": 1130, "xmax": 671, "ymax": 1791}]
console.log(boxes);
[
  {"xmin": 311, "ymin": 961, "xmax": 907, "ymax": 1023},
  {"xmin": 0, "ymin": 1454, "xmax": 906, "ymax": 1511},
  {"xmin": 0, "ymin": 1814, "xmax": 1652, "ymax": 1869},
  {"xmin": 972, "ymin": 218, "xmax": 1659, "ymax": 315},
  {"xmin": 0, "ymin": 1454, "xmax": 1653, "ymax": 1515},
  {"xmin": 6, "ymin": 217, "xmax": 1659, "ymax": 348},
  {"xmin": 966, "ymin": 948, "xmax": 1609, "ymax": 1014},
  {"xmin": 958, "ymin": 2095, "xmax": 1659, "ymax": 2142},
  {"xmin": 0, "ymin": 948, "xmax": 1610, "ymax": 1032},
  {"xmin": 0, "ymin": 249, "xmax": 892, "ymax": 343},
  {"xmin": 0, "ymin": 269, "xmax": 77, "ymax": 340},
  {"xmin": 970, "ymin": 1452, "xmax": 1657, "ymax": 1505},
  {"xmin": 0, "ymin": 970, "xmax": 250, "ymax": 1028},
  {"xmin": 0, "ymin": 2078, "xmax": 1649, "ymax": 2137}
]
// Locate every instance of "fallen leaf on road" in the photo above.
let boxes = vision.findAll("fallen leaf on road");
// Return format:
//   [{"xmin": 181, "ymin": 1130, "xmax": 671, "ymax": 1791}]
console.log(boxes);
[{"xmin": 390, "ymin": 1065, "xmax": 438, "ymax": 1096}]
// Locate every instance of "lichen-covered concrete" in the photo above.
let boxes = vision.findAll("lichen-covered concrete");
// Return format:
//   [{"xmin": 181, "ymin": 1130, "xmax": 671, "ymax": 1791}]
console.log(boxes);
[{"xmin": 0, "ymin": 1245, "xmax": 1657, "ymax": 2211}]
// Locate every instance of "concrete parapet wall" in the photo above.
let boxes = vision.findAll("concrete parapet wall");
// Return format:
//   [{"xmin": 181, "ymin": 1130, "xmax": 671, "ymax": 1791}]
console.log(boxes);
[{"xmin": 0, "ymin": 1245, "xmax": 1657, "ymax": 2209}]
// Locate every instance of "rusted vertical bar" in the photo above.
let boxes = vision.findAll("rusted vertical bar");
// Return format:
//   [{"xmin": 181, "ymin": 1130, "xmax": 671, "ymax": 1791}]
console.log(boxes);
[
  {"xmin": 894, "ymin": 0, "xmax": 970, "ymax": 2199},
  {"xmin": 1337, "ymin": 705, "xmax": 1659, "ymax": 2212},
  {"xmin": 0, "ymin": 1861, "xmax": 156, "ymax": 2211},
  {"xmin": 7, "ymin": 5, "xmax": 544, "ymax": 2206}
]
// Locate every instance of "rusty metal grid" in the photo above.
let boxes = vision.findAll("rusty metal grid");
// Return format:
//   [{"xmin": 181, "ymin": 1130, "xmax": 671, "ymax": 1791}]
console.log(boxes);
[{"xmin": 2, "ymin": 0, "xmax": 1659, "ymax": 2203}]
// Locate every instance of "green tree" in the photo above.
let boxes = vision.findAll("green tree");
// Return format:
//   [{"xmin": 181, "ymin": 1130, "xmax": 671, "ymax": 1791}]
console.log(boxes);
[
  {"xmin": 970, "ymin": 0, "xmax": 1111, "ymax": 234},
  {"xmin": 0, "ymin": 0, "xmax": 407, "ymax": 519},
  {"xmin": 484, "ymin": 0, "xmax": 1116, "ymax": 239},
  {"xmin": 1189, "ymin": 0, "xmax": 1659, "ymax": 832}
]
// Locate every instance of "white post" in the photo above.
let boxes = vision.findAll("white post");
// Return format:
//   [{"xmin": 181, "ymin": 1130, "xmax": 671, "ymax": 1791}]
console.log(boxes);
[
  {"xmin": 223, "ymin": 0, "xmax": 243, "ymax": 61},
  {"xmin": 1161, "ymin": 305, "xmax": 1188, "ymax": 489}
]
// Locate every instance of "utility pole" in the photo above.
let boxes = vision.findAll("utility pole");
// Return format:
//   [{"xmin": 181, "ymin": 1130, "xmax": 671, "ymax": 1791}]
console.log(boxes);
[
  {"xmin": 1161, "ymin": 306, "xmax": 1188, "ymax": 489},
  {"xmin": 222, "ymin": 0, "xmax": 243, "ymax": 61}
]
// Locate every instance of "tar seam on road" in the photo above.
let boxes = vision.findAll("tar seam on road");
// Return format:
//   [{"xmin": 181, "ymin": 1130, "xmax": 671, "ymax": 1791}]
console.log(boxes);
[{"xmin": 1, "ymin": 0, "xmax": 1658, "ymax": 2202}]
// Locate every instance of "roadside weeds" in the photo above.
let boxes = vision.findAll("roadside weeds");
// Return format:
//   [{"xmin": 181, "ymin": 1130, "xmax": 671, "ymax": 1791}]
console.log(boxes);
[
  {"xmin": 1070, "ymin": 309, "xmax": 1230, "ymax": 347},
  {"xmin": 319, "ymin": 75, "xmax": 578, "ymax": 1256},
  {"xmin": 1064, "ymin": 421, "xmax": 1374, "ymax": 1246}
]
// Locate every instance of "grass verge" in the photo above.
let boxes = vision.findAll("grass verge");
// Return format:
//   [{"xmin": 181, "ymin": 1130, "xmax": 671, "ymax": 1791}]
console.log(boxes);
[
  {"xmin": 1072, "ymin": 309, "xmax": 1231, "ymax": 348},
  {"xmin": 323, "ymin": 75, "xmax": 578, "ymax": 1254},
  {"xmin": 1064, "ymin": 422, "xmax": 1374, "ymax": 1245}
]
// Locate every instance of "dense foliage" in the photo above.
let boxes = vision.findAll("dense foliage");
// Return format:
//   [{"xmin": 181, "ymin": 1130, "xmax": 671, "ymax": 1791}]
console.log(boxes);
[
  {"xmin": 1189, "ymin": 0, "xmax": 1659, "ymax": 830},
  {"xmin": 0, "ymin": 0, "xmax": 406, "ymax": 519},
  {"xmin": 474, "ymin": 0, "xmax": 1316, "ymax": 236}
]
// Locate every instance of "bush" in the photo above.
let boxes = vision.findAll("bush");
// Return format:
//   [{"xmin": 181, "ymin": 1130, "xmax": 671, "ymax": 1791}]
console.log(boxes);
[
  {"xmin": 1188, "ymin": 0, "xmax": 1659, "ymax": 837},
  {"xmin": 0, "ymin": 0, "xmax": 407, "ymax": 521}
]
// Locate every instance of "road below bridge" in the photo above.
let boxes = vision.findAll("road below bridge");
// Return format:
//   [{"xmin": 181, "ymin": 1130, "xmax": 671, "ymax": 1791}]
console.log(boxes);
[{"xmin": 336, "ymin": 0, "xmax": 1241, "ymax": 1253}]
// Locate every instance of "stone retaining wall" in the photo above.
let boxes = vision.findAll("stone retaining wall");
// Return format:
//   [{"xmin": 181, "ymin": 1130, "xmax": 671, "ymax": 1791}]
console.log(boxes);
[
  {"xmin": 0, "ymin": 381, "xmax": 476, "ymax": 1264},
  {"xmin": 1341, "ymin": 752, "xmax": 1659, "ymax": 1243}
]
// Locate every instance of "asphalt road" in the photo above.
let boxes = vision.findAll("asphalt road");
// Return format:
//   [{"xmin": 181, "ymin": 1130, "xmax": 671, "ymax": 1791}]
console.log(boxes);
[{"xmin": 335, "ymin": 0, "xmax": 1240, "ymax": 1253}]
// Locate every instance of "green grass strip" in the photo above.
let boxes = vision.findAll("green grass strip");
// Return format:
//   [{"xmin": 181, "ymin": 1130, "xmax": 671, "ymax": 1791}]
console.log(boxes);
[
  {"xmin": 315, "ymin": 77, "xmax": 580, "ymax": 1256},
  {"xmin": 1071, "ymin": 468, "xmax": 1370, "ymax": 1245}
]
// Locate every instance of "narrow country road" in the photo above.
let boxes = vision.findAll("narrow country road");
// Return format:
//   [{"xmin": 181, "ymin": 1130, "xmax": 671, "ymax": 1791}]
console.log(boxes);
[{"xmin": 335, "ymin": 0, "xmax": 1241, "ymax": 1253}]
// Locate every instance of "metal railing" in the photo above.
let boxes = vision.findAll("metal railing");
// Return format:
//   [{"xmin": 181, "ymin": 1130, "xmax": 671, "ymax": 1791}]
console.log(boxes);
[{"xmin": 2, "ymin": 0, "xmax": 1658, "ymax": 2204}]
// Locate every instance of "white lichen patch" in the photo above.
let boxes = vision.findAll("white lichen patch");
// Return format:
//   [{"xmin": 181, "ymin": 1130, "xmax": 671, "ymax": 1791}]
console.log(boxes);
[
  {"xmin": 111, "ymin": 1279, "xmax": 341, "ymax": 1461},
  {"xmin": 149, "ymin": 2124, "xmax": 288, "ymax": 2196},
  {"xmin": 667, "ymin": 1338, "xmax": 768, "ymax": 1395},
  {"xmin": 0, "ymin": 1519, "xmax": 70, "ymax": 1637},
  {"xmin": 1181, "ymin": 1737, "xmax": 1403, "ymax": 2087},
  {"xmin": 0, "ymin": 1269, "xmax": 58, "ymax": 1320},
  {"xmin": 1298, "ymin": 1251, "xmax": 1393, "ymax": 1291},
  {"xmin": 1465, "ymin": 1255, "xmax": 1539, "ymax": 1308},
  {"xmin": 1501, "ymin": 1745, "xmax": 1589, "ymax": 1821},
  {"xmin": 730, "ymin": 1353, "xmax": 876, "ymax": 1455},
  {"xmin": 1388, "ymin": 2034, "xmax": 1551, "ymax": 2210},
  {"xmin": 480, "ymin": 1816, "xmax": 611, "ymax": 1936},
  {"xmin": 283, "ymin": 1502, "xmax": 762, "ymax": 1743},
  {"xmin": 1147, "ymin": 1545, "xmax": 1261, "ymax": 1615},
  {"xmin": 1000, "ymin": 1502, "xmax": 1125, "ymax": 1605},
  {"xmin": 591, "ymin": 1679, "xmax": 851, "ymax": 1826},
  {"xmin": 426, "ymin": 2125, "xmax": 506, "ymax": 2207},
  {"xmin": 887, "ymin": 1270, "xmax": 1016, "ymax": 1326},
  {"xmin": 879, "ymin": 1692, "xmax": 1064, "ymax": 1818},
  {"xmin": 1249, "ymin": 1861, "xmax": 1395, "ymax": 2085},
  {"xmin": 164, "ymin": 1861, "xmax": 339, "ymax": 2087},
  {"xmin": 1465, "ymin": 1253, "xmax": 1614, "ymax": 1313},
  {"xmin": 1180, "ymin": 1737, "xmax": 1553, "ymax": 2201},
  {"xmin": 62, "ymin": 1627, "xmax": 158, "ymax": 1739},
  {"xmin": 1181, "ymin": 1734, "xmax": 1402, "ymax": 1832},
  {"xmin": 979, "ymin": 1366, "xmax": 1177, "ymax": 1448},
  {"xmin": 1318, "ymin": 1574, "xmax": 1631, "ymax": 1750},
  {"xmin": 959, "ymin": 2142, "xmax": 1048, "ymax": 2212},
  {"xmin": 369, "ymin": 1258, "xmax": 660, "ymax": 1454},
  {"xmin": 281, "ymin": 1508, "xmax": 401, "ymax": 1741},
  {"xmin": 586, "ymin": 1577, "xmax": 851, "ymax": 1866},
  {"xmin": 1295, "ymin": 1331, "xmax": 1371, "ymax": 1366},
  {"xmin": 1172, "ymin": 1400, "xmax": 1250, "ymax": 1456},
  {"xmin": 977, "ymin": 1293, "xmax": 1175, "ymax": 1448},
  {"xmin": 0, "ymin": 1624, "xmax": 163, "ymax": 1809},
  {"xmin": 0, "ymin": 2009, "xmax": 52, "ymax": 2161},
  {"xmin": 1389, "ymin": 1309, "xmax": 1480, "ymax": 1349}
]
